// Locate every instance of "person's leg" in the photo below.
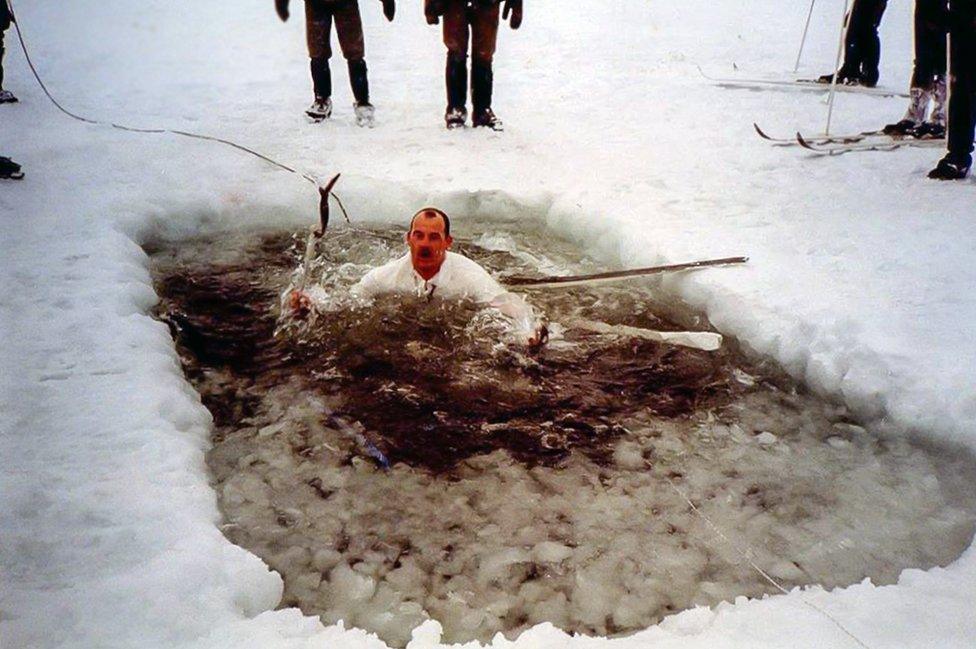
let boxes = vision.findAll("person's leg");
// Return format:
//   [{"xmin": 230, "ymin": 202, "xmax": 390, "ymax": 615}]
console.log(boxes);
[
  {"xmin": 930, "ymin": 0, "xmax": 976, "ymax": 178},
  {"xmin": 851, "ymin": 0, "xmax": 887, "ymax": 86},
  {"xmin": 919, "ymin": 0, "xmax": 950, "ymax": 134},
  {"xmin": 305, "ymin": 0, "xmax": 334, "ymax": 117},
  {"xmin": 470, "ymin": 1, "xmax": 501, "ymax": 128},
  {"xmin": 442, "ymin": 0, "xmax": 470, "ymax": 126},
  {"xmin": 889, "ymin": 0, "xmax": 946, "ymax": 133},
  {"xmin": 0, "ymin": 30, "xmax": 6, "ymax": 90},
  {"xmin": 334, "ymin": 0, "xmax": 369, "ymax": 109}
]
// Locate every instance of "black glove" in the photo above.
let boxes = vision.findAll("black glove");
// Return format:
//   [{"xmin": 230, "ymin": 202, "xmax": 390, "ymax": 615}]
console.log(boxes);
[
  {"xmin": 275, "ymin": 0, "xmax": 290, "ymax": 22},
  {"xmin": 425, "ymin": 0, "xmax": 443, "ymax": 25},
  {"xmin": 503, "ymin": 0, "xmax": 522, "ymax": 29},
  {"xmin": 382, "ymin": 0, "xmax": 396, "ymax": 21}
]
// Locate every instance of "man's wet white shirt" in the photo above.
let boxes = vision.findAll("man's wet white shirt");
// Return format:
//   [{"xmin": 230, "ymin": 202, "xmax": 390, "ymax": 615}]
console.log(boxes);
[{"xmin": 348, "ymin": 251, "xmax": 540, "ymax": 336}]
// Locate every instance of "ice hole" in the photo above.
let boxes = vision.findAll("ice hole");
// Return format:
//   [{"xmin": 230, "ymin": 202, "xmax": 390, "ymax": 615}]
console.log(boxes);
[{"xmin": 147, "ymin": 220, "xmax": 976, "ymax": 648}]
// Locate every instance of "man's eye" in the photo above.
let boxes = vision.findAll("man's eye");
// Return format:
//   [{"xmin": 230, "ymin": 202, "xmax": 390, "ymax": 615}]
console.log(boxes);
[{"xmin": 429, "ymin": 234, "xmax": 441, "ymax": 241}]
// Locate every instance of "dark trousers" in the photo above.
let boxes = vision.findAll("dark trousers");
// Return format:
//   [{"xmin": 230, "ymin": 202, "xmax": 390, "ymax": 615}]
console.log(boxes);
[
  {"xmin": 839, "ymin": 0, "xmax": 888, "ymax": 80},
  {"xmin": 0, "ymin": 32, "xmax": 6, "ymax": 89},
  {"xmin": 304, "ymin": 0, "xmax": 368, "ymax": 103},
  {"xmin": 947, "ymin": 0, "xmax": 976, "ymax": 160},
  {"xmin": 442, "ymin": 0, "xmax": 500, "ymax": 65},
  {"xmin": 912, "ymin": 0, "xmax": 948, "ymax": 89},
  {"xmin": 305, "ymin": 0, "xmax": 365, "ymax": 62}
]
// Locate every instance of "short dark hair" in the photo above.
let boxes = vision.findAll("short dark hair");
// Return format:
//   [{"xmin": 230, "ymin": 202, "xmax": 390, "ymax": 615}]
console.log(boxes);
[{"xmin": 409, "ymin": 207, "xmax": 451, "ymax": 237}]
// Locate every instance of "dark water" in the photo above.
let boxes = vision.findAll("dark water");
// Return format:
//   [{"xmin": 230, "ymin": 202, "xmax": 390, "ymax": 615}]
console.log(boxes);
[{"xmin": 154, "ymin": 228, "xmax": 752, "ymax": 474}]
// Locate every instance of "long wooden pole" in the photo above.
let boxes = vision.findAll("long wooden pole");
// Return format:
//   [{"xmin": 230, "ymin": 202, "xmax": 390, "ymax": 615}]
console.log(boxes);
[{"xmin": 502, "ymin": 256, "xmax": 748, "ymax": 288}]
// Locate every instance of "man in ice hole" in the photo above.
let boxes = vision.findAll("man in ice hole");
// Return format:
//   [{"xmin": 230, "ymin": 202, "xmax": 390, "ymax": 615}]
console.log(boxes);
[{"xmin": 290, "ymin": 207, "xmax": 548, "ymax": 346}]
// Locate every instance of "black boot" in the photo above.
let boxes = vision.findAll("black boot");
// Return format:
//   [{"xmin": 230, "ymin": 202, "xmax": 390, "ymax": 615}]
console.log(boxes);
[
  {"xmin": 308, "ymin": 57, "xmax": 333, "ymax": 120},
  {"xmin": 928, "ymin": 153, "xmax": 971, "ymax": 180},
  {"xmin": 0, "ymin": 156, "xmax": 23, "ymax": 180},
  {"xmin": 445, "ymin": 54, "xmax": 467, "ymax": 129},
  {"xmin": 348, "ymin": 59, "xmax": 375, "ymax": 127},
  {"xmin": 348, "ymin": 59, "xmax": 370, "ymax": 106},
  {"xmin": 310, "ymin": 57, "xmax": 332, "ymax": 101},
  {"xmin": 471, "ymin": 60, "xmax": 502, "ymax": 131}
]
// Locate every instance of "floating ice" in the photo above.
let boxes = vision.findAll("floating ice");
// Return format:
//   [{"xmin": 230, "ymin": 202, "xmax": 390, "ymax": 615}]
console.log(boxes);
[{"xmin": 150, "ymin": 224, "xmax": 976, "ymax": 647}]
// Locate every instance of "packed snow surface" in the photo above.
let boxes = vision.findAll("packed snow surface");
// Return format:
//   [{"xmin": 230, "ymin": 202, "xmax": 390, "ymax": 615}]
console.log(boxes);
[{"xmin": 3, "ymin": 1, "xmax": 976, "ymax": 649}]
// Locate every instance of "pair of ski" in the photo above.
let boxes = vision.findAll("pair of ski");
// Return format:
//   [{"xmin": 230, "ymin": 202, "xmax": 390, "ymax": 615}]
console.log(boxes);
[
  {"xmin": 753, "ymin": 123, "xmax": 945, "ymax": 156},
  {"xmin": 697, "ymin": 66, "xmax": 909, "ymax": 99}
]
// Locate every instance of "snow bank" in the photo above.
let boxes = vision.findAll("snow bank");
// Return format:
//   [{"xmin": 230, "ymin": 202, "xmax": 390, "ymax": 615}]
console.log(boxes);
[{"xmin": 2, "ymin": 1, "xmax": 976, "ymax": 648}]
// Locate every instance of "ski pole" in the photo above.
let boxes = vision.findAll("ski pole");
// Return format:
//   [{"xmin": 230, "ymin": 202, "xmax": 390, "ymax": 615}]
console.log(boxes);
[
  {"xmin": 826, "ymin": 0, "xmax": 852, "ymax": 135},
  {"xmin": 794, "ymin": 0, "xmax": 817, "ymax": 72}
]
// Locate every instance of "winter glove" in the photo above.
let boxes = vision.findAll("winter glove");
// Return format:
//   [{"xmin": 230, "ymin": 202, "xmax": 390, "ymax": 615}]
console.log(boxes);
[
  {"xmin": 275, "ymin": 0, "xmax": 290, "ymax": 22},
  {"xmin": 382, "ymin": 0, "xmax": 395, "ymax": 21},
  {"xmin": 503, "ymin": 0, "xmax": 522, "ymax": 29},
  {"xmin": 425, "ymin": 0, "xmax": 444, "ymax": 25}
]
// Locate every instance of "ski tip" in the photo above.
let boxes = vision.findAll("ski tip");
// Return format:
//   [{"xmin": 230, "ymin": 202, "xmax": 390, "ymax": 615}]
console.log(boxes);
[
  {"xmin": 753, "ymin": 123, "xmax": 770, "ymax": 140},
  {"xmin": 795, "ymin": 132, "xmax": 818, "ymax": 151}
]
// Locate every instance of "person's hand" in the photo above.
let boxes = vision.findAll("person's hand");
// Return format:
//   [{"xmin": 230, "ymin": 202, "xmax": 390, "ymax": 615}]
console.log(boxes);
[
  {"xmin": 503, "ymin": 0, "xmax": 522, "ymax": 30},
  {"xmin": 288, "ymin": 289, "xmax": 312, "ymax": 316},
  {"xmin": 275, "ymin": 0, "xmax": 290, "ymax": 22},
  {"xmin": 424, "ymin": 0, "xmax": 440, "ymax": 25},
  {"xmin": 527, "ymin": 324, "xmax": 549, "ymax": 350},
  {"xmin": 382, "ymin": 0, "xmax": 396, "ymax": 22}
]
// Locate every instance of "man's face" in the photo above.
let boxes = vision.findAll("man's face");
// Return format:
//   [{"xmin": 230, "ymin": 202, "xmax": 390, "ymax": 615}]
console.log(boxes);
[{"xmin": 407, "ymin": 211, "xmax": 453, "ymax": 276}]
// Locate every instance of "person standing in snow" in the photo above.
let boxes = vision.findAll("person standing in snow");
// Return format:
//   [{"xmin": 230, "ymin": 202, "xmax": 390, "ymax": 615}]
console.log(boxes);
[
  {"xmin": 275, "ymin": 0, "xmax": 395, "ymax": 126},
  {"xmin": 929, "ymin": 0, "xmax": 976, "ymax": 179},
  {"xmin": 0, "ymin": 155, "xmax": 23, "ymax": 180},
  {"xmin": 289, "ymin": 207, "xmax": 548, "ymax": 346},
  {"xmin": 425, "ymin": 0, "xmax": 522, "ymax": 130},
  {"xmin": 818, "ymin": 0, "xmax": 888, "ymax": 87},
  {"xmin": 1, "ymin": 0, "xmax": 19, "ymax": 104},
  {"xmin": 884, "ymin": 0, "xmax": 948, "ymax": 138}
]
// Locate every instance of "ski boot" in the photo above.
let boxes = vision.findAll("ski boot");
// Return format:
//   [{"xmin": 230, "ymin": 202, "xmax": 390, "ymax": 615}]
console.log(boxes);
[
  {"xmin": 0, "ymin": 156, "xmax": 24, "ymax": 180},
  {"xmin": 471, "ymin": 61, "xmax": 503, "ymax": 131},
  {"xmin": 859, "ymin": 68, "xmax": 880, "ymax": 88},
  {"xmin": 915, "ymin": 77, "xmax": 948, "ymax": 139},
  {"xmin": 884, "ymin": 87, "xmax": 929, "ymax": 136},
  {"xmin": 445, "ymin": 106, "xmax": 467, "ymax": 129},
  {"xmin": 0, "ymin": 89, "xmax": 18, "ymax": 104},
  {"xmin": 306, "ymin": 97, "xmax": 333, "ymax": 121},
  {"xmin": 912, "ymin": 122, "xmax": 945, "ymax": 139},
  {"xmin": 445, "ymin": 54, "xmax": 467, "ymax": 129},
  {"xmin": 472, "ymin": 107, "xmax": 503, "ymax": 131},
  {"xmin": 354, "ymin": 102, "xmax": 375, "ymax": 128},
  {"xmin": 928, "ymin": 154, "xmax": 971, "ymax": 181},
  {"xmin": 817, "ymin": 71, "xmax": 860, "ymax": 86}
]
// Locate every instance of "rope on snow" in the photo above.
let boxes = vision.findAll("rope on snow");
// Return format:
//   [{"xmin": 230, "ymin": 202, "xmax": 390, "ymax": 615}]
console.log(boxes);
[{"xmin": 5, "ymin": 0, "xmax": 348, "ymax": 235}]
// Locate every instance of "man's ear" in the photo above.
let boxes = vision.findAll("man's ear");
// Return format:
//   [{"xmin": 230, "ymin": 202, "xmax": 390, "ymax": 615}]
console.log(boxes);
[
  {"xmin": 405, "ymin": 231, "xmax": 411, "ymax": 245},
  {"xmin": 445, "ymin": 234, "xmax": 454, "ymax": 248}
]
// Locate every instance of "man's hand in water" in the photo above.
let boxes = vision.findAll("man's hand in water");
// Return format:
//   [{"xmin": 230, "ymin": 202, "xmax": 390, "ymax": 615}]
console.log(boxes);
[
  {"xmin": 527, "ymin": 324, "xmax": 549, "ymax": 350},
  {"xmin": 288, "ymin": 289, "xmax": 312, "ymax": 316}
]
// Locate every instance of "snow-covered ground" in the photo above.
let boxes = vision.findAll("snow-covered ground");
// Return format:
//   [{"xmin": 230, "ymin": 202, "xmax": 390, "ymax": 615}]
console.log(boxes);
[{"xmin": 2, "ymin": 1, "xmax": 975, "ymax": 648}]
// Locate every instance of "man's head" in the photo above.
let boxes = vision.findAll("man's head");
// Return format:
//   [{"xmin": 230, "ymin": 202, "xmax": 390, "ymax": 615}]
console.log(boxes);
[{"xmin": 407, "ymin": 207, "xmax": 453, "ymax": 278}]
